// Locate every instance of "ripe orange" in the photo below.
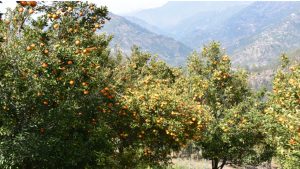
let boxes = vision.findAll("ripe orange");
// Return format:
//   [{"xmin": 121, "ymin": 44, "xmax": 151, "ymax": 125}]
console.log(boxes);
[
  {"xmin": 67, "ymin": 60, "xmax": 73, "ymax": 65},
  {"xmin": 52, "ymin": 14, "xmax": 59, "ymax": 19},
  {"xmin": 40, "ymin": 128, "xmax": 45, "ymax": 134},
  {"xmin": 19, "ymin": 1, "xmax": 28, "ymax": 6},
  {"xmin": 75, "ymin": 40, "xmax": 80, "ymax": 45},
  {"xmin": 18, "ymin": 7, "xmax": 24, "ymax": 13},
  {"xmin": 30, "ymin": 43, "xmax": 36, "ymax": 48},
  {"xmin": 82, "ymin": 82, "xmax": 88, "ymax": 86},
  {"xmin": 95, "ymin": 24, "xmax": 100, "ymax": 28},
  {"xmin": 41, "ymin": 62, "xmax": 48, "ymax": 68},
  {"xmin": 83, "ymin": 90, "xmax": 89, "ymax": 95},
  {"xmin": 28, "ymin": 1, "xmax": 37, "ymax": 7},
  {"xmin": 40, "ymin": 43, "xmax": 45, "ymax": 47},
  {"xmin": 53, "ymin": 24, "xmax": 59, "ymax": 29},
  {"xmin": 69, "ymin": 80, "xmax": 75, "ymax": 85},
  {"xmin": 43, "ymin": 49, "xmax": 49, "ymax": 54},
  {"xmin": 290, "ymin": 138, "xmax": 296, "ymax": 145},
  {"xmin": 26, "ymin": 46, "xmax": 32, "ymax": 51},
  {"xmin": 29, "ymin": 9, "xmax": 34, "ymax": 14},
  {"xmin": 43, "ymin": 100, "xmax": 48, "ymax": 105}
]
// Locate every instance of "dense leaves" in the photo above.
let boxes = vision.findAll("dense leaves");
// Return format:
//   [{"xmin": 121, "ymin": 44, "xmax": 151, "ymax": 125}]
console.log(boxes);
[
  {"xmin": 0, "ymin": 1, "xmax": 298, "ymax": 169},
  {"xmin": 265, "ymin": 56, "xmax": 300, "ymax": 168},
  {"xmin": 187, "ymin": 42, "xmax": 274, "ymax": 169}
]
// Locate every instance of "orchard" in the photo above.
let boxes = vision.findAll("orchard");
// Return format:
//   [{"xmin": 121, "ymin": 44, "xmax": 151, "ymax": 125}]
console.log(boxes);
[{"xmin": 0, "ymin": 1, "xmax": 299, "ymax": 169}]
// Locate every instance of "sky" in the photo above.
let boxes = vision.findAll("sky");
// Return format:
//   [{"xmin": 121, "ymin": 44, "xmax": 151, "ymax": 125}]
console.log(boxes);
[
  {"xmin": 0, "ymin": 0, "xmax": 169, "ymax": 15},
  {"xmin": 1, "ymin": 0, "xmax": 299, "ymax": 15},
  {"xmin": 92, "ymin": 0, "xmax": 168, "ymax": 14}
]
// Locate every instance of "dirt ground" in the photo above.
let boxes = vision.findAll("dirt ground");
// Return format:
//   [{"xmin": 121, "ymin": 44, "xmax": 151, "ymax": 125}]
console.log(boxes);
[{"xmin": 171, "ymin": 158, "xmax": 280, "ymax": 169}]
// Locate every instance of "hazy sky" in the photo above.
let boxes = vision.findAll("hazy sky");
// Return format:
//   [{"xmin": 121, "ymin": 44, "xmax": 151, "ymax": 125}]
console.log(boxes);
[
  {"xmin": 0, "ymin": 0, "xmax": 168, "ymax": 14},
  {"xmin": 92, "ymin": 0, "xmax": 168, "ymax": 14},
  {"xmin": 0, "ymin": 0, "xmax": 295, "ymax": 15},
  {"xmin": 0, "ymin": 0, "xmax": 247, "ymax": 15}
]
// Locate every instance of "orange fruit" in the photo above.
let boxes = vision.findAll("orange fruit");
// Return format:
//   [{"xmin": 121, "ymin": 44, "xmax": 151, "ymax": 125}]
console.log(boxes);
[
  {"xmin": 95, "ymin": 24, "xmax": 100, "ymax": 28},
  {"xmin": 41, "ymin": 62, "xmax": 48, "ymax": 68},
  {"xmin": 43, "ymin": 100, "xmax": 48, "ymax": 105},
  {"xmin": 67, "ymin": 60, "xmax": 73, "ymax": 65},
  {"xmin": 28, "ymin": 1, "xmax": 37, "ymax": 7},
  {"xmin": 52, "ymin": 14, "xmax": 59, "ymax": 19},
  {"xmin": 75, "ymin": 40, "xmax": 80, "ymax": 45},
  {"xmin": 43, "ymin": 49, "xmax": 49, "ymax": 54},
  {"xmin": 82, "ymin": 82, "xmax": 88, "ymax": 86},
  {"xmin": 69, "ymin": 80, "xmax": 75, "ymax": 85},
  {"xmin": 26, "ymin": 46, "xmax": 32, "ymax": 51},
  {"xmin": 40, "ymin": 128, "xmax": 45, "ymax": 134},
  {"xmin": 83, "ymin": 90, "xmax": 89, "ymax": 95},
  {"xmin": 29, "ymin": 9, "xmax": 34, "ymax": 14},
  {"xmin": 19, "ymin": 1, "xmax": 28, "ymax": 6},
  {"xmin": 18, "ymin": 7, "xmax": 24, "ymax": 13},
  {"xmin": 53, "ymin": 24, "xmax": 59, "ymax": 29}
]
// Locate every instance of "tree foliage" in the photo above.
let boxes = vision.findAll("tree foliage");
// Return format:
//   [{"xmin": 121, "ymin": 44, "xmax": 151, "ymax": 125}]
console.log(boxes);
[
  {"xmin": 187, "ymin": 42, "xmax": 274, "ymax": 169},
  {"xmin": 265, "ymin": 56, "xmax": 300, "ymax": 168},
  {"xmin": 0, "ymin": 1, "xmax": 298, "ymax": 169}
]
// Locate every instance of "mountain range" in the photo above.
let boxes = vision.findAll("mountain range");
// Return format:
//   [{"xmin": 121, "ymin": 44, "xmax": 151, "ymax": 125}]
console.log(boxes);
[
  {"xmin": 101, "ymin": 1, "xmax": 300, "ymax": 73},
  {"xmin": 101, "ymin": 13, "xmax": 192, "ymax": 65}
]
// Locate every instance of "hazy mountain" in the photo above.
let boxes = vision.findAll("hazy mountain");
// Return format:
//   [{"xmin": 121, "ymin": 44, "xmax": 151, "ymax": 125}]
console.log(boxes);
[
  {"xmin": 231, "ymin": 10, "xmax": 300, "ymax": 69},
  {"xmin": 288, "ymin": 48, "xmax": 300, "ymax": 63},
  {"xmin": 124, "ymin": 1, "xmax": 300, "ymax": 70},
  {"xmin": 101, "ymin": 13, "xmax": 192, "ymax": 65},
  {"xmin": 124, "ymin": 16, "xmax": 167, "ymax": 36},
  {"xmin": 128, "ymin": 1, "xmax": 252, "ymax": 33},
  {"xmin": 180, "ymin": 2, "xmax": 300, "ymax": 48}
]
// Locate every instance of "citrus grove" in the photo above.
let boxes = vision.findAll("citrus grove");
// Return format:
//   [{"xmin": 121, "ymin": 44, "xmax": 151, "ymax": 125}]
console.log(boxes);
[{"xmin": 0, "ymin": 1, "xmax": 299, "ymax": 169}]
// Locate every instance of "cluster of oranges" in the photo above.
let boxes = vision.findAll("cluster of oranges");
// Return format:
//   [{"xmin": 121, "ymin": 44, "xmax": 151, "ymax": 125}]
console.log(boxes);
[
  {"xmin": 100, "ymin": 87, "xmax": 114, "ymax": 99},
  {"xmin": 17, "ymin": 1, "xmax": 37, "ymax": 14},
  {"xmin": 18, "ymin": 1, "xmax": 37, "ymax": 7}
]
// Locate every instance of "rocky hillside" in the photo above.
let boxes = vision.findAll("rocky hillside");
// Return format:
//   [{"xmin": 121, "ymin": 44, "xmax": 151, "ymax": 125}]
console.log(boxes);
[
  {"xmin": 101, "ymin": 13, "xmax": 192, "ymax": 65},
  {"xmin": 125, "ymin": 1, "xmax": 300, "ymax": 71}
]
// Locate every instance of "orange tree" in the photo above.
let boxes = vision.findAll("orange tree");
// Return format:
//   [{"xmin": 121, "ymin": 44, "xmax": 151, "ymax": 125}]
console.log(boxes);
[
  {"xmin": 106, "ymin": 47, "xmax": 211, "ymax": 168},
  {"xmin": 187, "ymin": 42, "xmax": 275, "ymax": 169},
  {"xmin": 0, "ymin": 1, "xmax": 211, "ymax": 168},
  {"xmin": 264, "ymin": 56, "xmax": 300, "ymax": 168},
  {"xmin": 0, "ymin": 1, "xmax": 123, "ymax": 168}
]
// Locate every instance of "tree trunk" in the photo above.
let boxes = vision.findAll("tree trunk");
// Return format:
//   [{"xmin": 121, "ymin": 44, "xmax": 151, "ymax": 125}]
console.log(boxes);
[
  {"xmin": 219, "ymin": 159, "xmax": 227, "ymax": 169},
  {"xmin": 212, "ymin": 158, "xmax": 219, "ymax": 169},
  {"xmin": 211, "ymin": 158, "xmax": 227, "ymax": 169}
]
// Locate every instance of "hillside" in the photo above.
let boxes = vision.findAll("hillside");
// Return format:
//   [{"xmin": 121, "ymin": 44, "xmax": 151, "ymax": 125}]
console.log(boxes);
[
  {"xmin": 128, "ymin": 1, "xmax": 252, "ymax": 39},
  {"xmin": 231, "ymin": 8, "xmax": 300, "ymax": 70},
  {"xmin": 124, "ymin": 1, "xmax": 300, "ymax": 71},
  {"xmin": 101, "ymin": 13, "xmax": 192, "ymax": 65}
]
